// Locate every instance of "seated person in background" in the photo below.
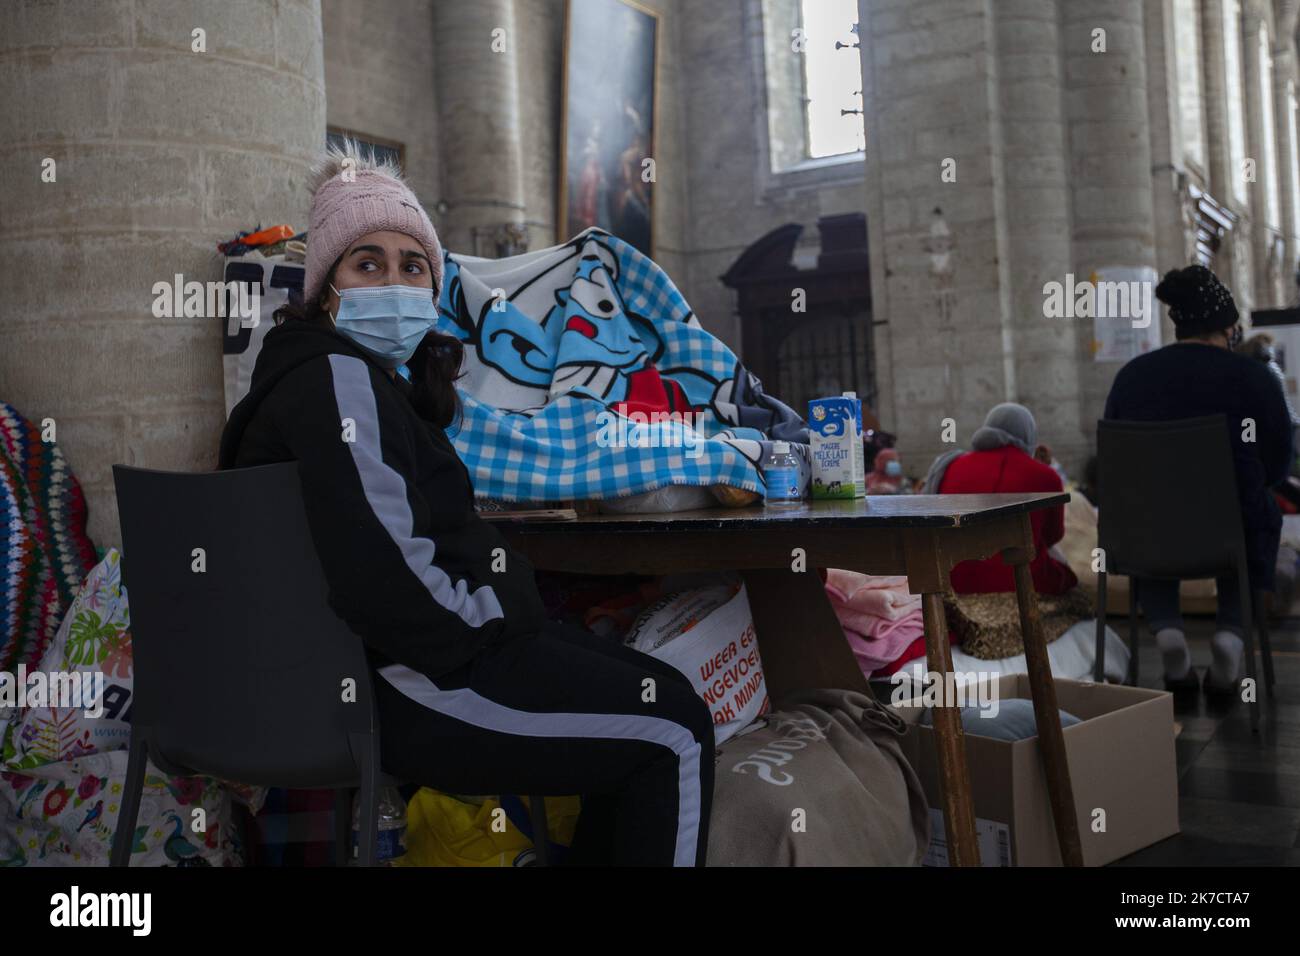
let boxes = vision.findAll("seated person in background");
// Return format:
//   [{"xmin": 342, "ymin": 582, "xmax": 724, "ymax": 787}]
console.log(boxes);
[
  {"xmin": 866, "ymin": 447, "xmax": 909, "ymax": 495},
  {"xmin": 1104, "ymin": 264, "xmax": 1292, "ymax": 695},
  {"xmin": 922, "ymin": 402, "xmax": 1077, "ymax": 595}
]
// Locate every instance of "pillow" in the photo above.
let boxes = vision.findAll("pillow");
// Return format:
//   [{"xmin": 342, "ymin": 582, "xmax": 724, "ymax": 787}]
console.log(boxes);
[
  {"xmin": 920, "ymin": 698, "xmax": 1082, "ymax": 741},
  {"xmin": 2, "ymin": 550, "xmax": 132, "ymax": 770}
]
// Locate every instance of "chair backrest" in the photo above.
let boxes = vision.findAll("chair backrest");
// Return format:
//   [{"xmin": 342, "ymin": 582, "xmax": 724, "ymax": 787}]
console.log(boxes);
[
  {"xmin": 1096, "ymin": 415, "xmax": 1247, "ymax": 580},
  {"xmin": 113, "ymin": 462, "xmax": 378, "ymax": 788}
]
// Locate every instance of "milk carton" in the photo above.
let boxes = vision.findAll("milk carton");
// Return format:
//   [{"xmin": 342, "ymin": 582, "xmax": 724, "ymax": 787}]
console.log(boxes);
[{"xmin": 808, "ymin": 392, "xmax": 865, "ymax": 498}]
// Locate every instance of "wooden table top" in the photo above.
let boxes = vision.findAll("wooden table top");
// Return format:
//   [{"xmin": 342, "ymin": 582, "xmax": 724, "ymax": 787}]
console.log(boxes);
[{"xmin": 493, "ymin": 492, "xmax": 1070, "ymax": 534}]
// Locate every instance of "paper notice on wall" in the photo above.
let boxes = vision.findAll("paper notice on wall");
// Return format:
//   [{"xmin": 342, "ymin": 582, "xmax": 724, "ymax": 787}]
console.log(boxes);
[
  {"xmin": 923, "ymin": 808, "xmax": 1012, "ymax": 867},
  {"xmin": 1089, "ymin": 265, "xmax": 1162, "ymax": 363}
]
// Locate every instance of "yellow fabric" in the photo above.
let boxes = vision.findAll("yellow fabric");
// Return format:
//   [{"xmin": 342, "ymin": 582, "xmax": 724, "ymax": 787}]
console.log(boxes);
[{"xmin": 396, "ymin": 790, "xmax": 581, "ymax": 867}]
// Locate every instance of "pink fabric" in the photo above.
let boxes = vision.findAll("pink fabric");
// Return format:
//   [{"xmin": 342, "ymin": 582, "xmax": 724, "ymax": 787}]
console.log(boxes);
[
  {"xmin": 305, "ymin": 167, "xmax": 445, "ymax": 308},
  {"xmin": 824, "ymin": 568, "xmax": 927, "ymax": 674},
  {"xmin": 824, "ymin": 569, "xmax": 920, "ymax": 621},
  {"xmin": 841, "ymin": 611, "xmax": 927, "ymax": 674}
]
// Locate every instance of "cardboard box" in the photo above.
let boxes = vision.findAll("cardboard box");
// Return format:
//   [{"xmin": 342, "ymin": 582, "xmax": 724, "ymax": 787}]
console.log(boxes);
[{"xmin": 890, "ymin": 675, "xmax": 1179, "ymax": 866}]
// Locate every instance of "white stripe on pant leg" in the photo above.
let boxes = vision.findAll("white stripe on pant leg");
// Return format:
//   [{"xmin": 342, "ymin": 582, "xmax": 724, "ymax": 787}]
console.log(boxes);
[{"xmin": 378, "ymin": 663, "xmax": 703, "ymax": 867}]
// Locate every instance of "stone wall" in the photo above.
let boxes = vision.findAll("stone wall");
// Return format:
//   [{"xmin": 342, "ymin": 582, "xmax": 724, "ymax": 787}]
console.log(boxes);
[
  {"xmin": 321, "ymin": 0, "xmax": 441, "ymax": 209},
  {"xmin": 0, "ymin": 0, "xmax": 327, "ymax": 547}
]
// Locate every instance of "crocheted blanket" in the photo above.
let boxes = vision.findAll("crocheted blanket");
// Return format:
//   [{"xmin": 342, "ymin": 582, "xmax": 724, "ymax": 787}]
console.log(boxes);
[
  {"xmin": 0, "ymin": 402, "xmax": 98, "ymax": 673},
  {"xmin": 436, "ymin": 228, "xmax": 809, "ymax": 503}
]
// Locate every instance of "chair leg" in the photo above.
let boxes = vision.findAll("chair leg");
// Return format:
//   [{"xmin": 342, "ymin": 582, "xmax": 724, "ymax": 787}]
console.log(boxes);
[
  {"xmin": 1094, "ymin": 569, "xmax": 1108, "ymax": 682},
  {"xmin": 351, "ymin": 733, "xmax": 380, "ymax": 866},
  {"xmin": 334, "ymin": 788, "xmax": 353, "ymax": 867},
  {"xmin": 1127, "ymin": 576, "xmax": 1140, "ymax": 686},
  {"xmin": 1238, "ymin": 565, "xmax": 1261, "ymax": 734},
  {"xmin": 1253, "ymin": 589, "xmax": 1276, "ymax": 695},
  {"xmin": 109, "ymin": 730, "xmax": 150, "ymax": 867},
  {"xmin": 529, "ymin": 795, "xmax": 550, "ymax": 866}
]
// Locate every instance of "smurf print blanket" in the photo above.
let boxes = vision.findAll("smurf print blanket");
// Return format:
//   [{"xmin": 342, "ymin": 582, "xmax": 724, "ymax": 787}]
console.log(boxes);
[{"xmin": 436, "ymin": 228, "xmax": 808, "ymax": 503}]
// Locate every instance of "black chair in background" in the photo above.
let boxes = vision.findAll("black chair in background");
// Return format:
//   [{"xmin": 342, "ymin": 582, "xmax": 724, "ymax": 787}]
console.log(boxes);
[
  {"xmin": 1094, "ymin": 416, "xmax": 1275, "ymax": 731},
  {"xmin": 109, "ymin": 463, "xmax": 549, "ymax": 866}
]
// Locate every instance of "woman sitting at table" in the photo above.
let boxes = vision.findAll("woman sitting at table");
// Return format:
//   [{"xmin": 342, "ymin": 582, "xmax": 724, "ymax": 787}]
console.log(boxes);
[
  {"xmin": 921, "ymin": 402, "xmax": 1077, "ymax": 596},
  {"xmin": 218, "ymin": 141, "xmax": 714, "ymax": 866}
]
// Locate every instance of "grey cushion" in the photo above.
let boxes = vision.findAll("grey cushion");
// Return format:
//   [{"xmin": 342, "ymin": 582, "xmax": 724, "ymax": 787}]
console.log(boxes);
[{"xmin": 919, "ymin": 698, "xmax": 1082, "ymax": 741}]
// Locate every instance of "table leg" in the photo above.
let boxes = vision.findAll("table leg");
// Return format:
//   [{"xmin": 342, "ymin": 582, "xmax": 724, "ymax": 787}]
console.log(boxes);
[
  {"xmin": 920, "ymin": 591, "xmax": 981, "ymax": 867},
  {"xmin": 741, "ymin": 567, "xmax": 871, "ymax": 700},
  {"xmin": 1006, "ymin": 545, "xmax": 1084, "ymax": 867}
]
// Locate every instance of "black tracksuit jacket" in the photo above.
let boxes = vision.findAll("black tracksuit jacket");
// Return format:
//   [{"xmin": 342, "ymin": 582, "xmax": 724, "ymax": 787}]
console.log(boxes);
[{"xmin": 218, "ymin": 321, "xmax": 548, "ymax": 679}]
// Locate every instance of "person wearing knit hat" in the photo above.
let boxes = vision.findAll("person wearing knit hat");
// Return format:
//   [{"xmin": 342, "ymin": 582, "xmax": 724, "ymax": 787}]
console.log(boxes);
[
  {"xmin": 1104, "ymin": 264, "xmax": 1293, "ymax": 701},
  {"xmin": 921, "ymin": 402, "xmax": 1078, "ymax": 597},
  {"xmin": 1157, "ymin": 263, "xmax": 1242, "ymax": 346},
  {"xmin": 302, "ymin": 146, "xmax": 444, "ymax": 316},
  {"xmin": 218, "ymin": 141, "xmax": 717, "ymax": 866}
]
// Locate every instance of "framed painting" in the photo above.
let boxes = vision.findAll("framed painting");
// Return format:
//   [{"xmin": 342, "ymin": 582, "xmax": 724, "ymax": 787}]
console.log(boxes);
[{"xmin": 558, "ymin": 0, "xmax": 660, "ymax": 258}]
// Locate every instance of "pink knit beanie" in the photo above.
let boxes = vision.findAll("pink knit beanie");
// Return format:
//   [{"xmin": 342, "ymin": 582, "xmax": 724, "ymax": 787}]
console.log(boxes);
[{"xmin": 304, "ymin": 162, "xmax": 444, "ymax": 308}]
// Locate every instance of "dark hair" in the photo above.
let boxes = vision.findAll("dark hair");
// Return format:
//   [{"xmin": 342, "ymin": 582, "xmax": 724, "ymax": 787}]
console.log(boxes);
[{"xmin": 273, "ymin": 268, "xmax": 465, "ymax": 431}]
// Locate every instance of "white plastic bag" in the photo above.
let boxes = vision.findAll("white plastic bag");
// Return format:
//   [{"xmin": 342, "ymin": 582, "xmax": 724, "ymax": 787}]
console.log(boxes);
[{"xmin": 624, "ymin": 577, "xmax": 768, "ymax": 744}]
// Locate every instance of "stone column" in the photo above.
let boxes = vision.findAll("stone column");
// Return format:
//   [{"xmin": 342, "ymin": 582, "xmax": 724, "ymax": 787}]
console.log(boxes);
[
  {"xmin": 1145, "ymin": 0, "xmax": 1190, "ymax": 344},
  {"xmin": 1242, "ymin": 0, "xmax": 1280, "ymax": 306},
  {"xmin": 1274, "ymin": 43, "xmax": 1300, "ymax": 291},
  {"xmin": 513, "ymin": 0, "xmax": 564, "ymax": 253},
  {"xmin": 433, "ymin": 0, "xmax": 527, "ymax": 255},
  {"xmin": 859, "ymin": 0, "xmax": 1017, "ymax": 473},
  {"xmin": 1062, "ymin": 0, "xmax": 1158, "ymax": 435},
  {"xmin": 0, "ymin": 0, "xmax": 327, "ymax": 548},
  {"xmin": 1202, "ymin": 0, "xmax": 1234, "ymax": 197},
  {"xmin": 1202, "ymin": 0, "xmax": 1255, "ymax": 299},
  {"xmin": 995, "ymin": 0, "xmax": 1086, "ymax": 468}
]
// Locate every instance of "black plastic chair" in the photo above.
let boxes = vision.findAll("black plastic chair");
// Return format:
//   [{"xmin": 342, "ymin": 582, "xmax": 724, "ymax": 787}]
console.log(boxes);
[
  {"xmin": 109, "ymin": 462, "xmax": 549, "ymax": 866},
  {"xmin": 1094, "ymin": 416, "xmax": 1275, "ymax": 731}
]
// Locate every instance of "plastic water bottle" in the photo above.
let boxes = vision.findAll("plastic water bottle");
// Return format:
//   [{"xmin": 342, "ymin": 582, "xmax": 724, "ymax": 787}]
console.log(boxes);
[
  {"xmin": 763, "ymin": 440, "xmax": 802, "ymax": 507},
  {"xmin": 349, "ymin": 787, "xmax": 408, "ymax": 866}
]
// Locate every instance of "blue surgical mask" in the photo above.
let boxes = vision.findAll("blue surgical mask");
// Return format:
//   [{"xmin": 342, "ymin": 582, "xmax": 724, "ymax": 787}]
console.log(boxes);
[
  {"xmin": 884, "ymin": 460, "xmax": 902, "ymax": 477},
  {"xmin": 329, "ymin": 284, "xmax": 438, "ymax": 368}
]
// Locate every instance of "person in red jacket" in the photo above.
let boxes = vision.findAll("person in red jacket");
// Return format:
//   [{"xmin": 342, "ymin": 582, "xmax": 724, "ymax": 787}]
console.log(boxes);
[{"xmin": 922, "ymin": 403, "xmax": 1077, "ymax": 595}]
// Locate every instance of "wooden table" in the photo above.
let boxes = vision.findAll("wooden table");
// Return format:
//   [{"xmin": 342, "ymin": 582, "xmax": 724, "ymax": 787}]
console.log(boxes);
[{"xmin": 495, "ymin": 492, "xmax": 1083, "ymax": 867}]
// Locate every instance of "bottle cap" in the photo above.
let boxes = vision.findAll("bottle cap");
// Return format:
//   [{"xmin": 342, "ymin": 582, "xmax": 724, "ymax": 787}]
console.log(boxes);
[
  {"xmin": 772, "ymin": 441, "xmax": 791, "ymax": 454},
  {"xmin": 842, "ymin": 391, "xmax": 857, "ymax": 399}
]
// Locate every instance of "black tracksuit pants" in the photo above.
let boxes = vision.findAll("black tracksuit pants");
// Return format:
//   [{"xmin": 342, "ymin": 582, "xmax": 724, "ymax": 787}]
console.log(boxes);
[{"xmin": 374, "ymin": 619, "xmax": 716, "ymax": 866}]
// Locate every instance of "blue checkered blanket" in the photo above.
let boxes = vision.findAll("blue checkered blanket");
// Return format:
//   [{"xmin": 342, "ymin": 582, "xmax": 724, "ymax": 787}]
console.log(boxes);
[{"xmin": 436, "ymin": 228, "xmax": 809, "ymax": 504}]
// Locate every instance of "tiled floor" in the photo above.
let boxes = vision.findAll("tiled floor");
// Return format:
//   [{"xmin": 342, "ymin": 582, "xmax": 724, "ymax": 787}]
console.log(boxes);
[{"xmin": 1111, "ymin": 615, "xmax": 1300, "ymax": 866}]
